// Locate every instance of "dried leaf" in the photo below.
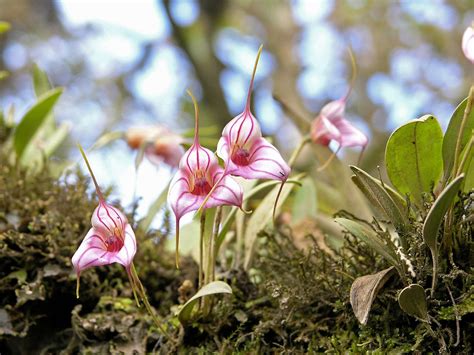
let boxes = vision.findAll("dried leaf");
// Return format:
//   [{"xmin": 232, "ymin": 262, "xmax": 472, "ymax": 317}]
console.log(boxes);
[{"xmin": 350, "ymin": 266, "xmax": 396, "ymax": 325}]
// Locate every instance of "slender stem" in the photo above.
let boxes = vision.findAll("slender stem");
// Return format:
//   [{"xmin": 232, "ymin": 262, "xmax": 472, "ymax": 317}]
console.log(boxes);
[
  {"xmin": 130, "ymin": 264, "xmax": 172, "ymax": 341},
  {"xmin": 288, "ymin": 135, "xmax": 311, "ymax": 168},
  {"xmin": 455, "ymin": 133, "xmax": 474, "ymax": 177},
  {"xmin": 317, "ymin": 146, "xmax": 341, "ymax": 172},
  {"xmin": 199, "ymin": 211, "xmax": 206, "ymax": 291},
  {"xmin": 453, "ymin": 85, "xmax": 474, "ymax": 177},
  {"xmin": 212, "ymin": 207, "xmax": 223, "ymax": 282},
  {"xmin": 430, "ymin": 249, "xmax": 438, "ymax": 298}
]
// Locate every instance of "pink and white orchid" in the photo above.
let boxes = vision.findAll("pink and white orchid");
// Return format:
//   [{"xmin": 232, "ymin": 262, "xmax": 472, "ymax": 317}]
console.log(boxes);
[
  {"xmin": 72, "ymin": 145, "xmax": 137, "ymax": 297},
  {"xmin": 168, "ymin": 91, "xmax": 244, "ymax": 267},
  {"xmin": 216, "ymin": 45, "xmax": 291, "ymax": 183},
  {"xmin": 462, "ymin": 23, "xmax": 474, "ymax": 64},
  {"xmin": 310, "ymin": 51, "xmax": 368, "ymax": 170},
  {"xmin": 126, "ymin": 126, "xmax": 184, "ymax": 168}
]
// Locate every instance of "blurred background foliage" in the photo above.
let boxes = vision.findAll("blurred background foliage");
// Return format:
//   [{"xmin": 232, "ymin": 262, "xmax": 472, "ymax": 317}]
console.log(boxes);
[{"xmin": 0, "ymin": 0, "xmax": 473, "ymax": 220}]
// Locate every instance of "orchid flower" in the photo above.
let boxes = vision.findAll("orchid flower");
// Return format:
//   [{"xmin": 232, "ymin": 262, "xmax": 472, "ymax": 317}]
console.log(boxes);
[
  {"xmin": 168, "ymin": 90, "xmax": 244, "ymax": 268},
  {"xmin": 72, "ymin": 145, "xmax": 137, "ymax": 298},
  {"xmin": 310, "ymin": 49, "xmax": 368, "ymax": 171},
  {"xmin": 216, "ymin": 45, "xmax": 290, "ymax": 182},
  {"xmin": 197, "ymin": 46, "xmax": 290, "ymax": 218},
  {"xmin": 462, "ymin": 23, "xmax": 474, "ymax": 64},
  {"xmin": 126, "ymin": 126, "xmax": 184, "ymax": 168}
]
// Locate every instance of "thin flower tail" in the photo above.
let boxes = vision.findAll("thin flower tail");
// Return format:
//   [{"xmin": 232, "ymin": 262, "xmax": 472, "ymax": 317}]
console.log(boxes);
[
  {"xmin": 77, "ymin": 143, "xmax": 105, "ymax": 202},
  {"xmin": 272, "ymin": 178, "xmax": 287, "ymax": 223},
  {"xmin": 76, "ymin": 272, "xmax": 80, "ymax": 299},
  {"xmin": 175, "ymin": 219, "xmax": 180, "ymax": 269},
  {"xmin": 245, "ymin": 44, "xmax": 263, "ymax": 112},
  {"xmin": 343, "ymin": 46, "xmax": 357, "ymax": 102}
]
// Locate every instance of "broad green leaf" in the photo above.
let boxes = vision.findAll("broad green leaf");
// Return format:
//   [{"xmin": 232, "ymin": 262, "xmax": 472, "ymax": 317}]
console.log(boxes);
[
  {"xmin": 442, "ymin": 97, "xmax": 474, "ymax": 181},
  {"xmin": 335, "ymin": 218, "xmax": 399, "ymax": 267},
  {"xmin": 385, "ymin": 115, "xmax": 443, "ymax": 207},
  {"xmin": 244, "ymin": 174, "xmax": 303, "ymax": 269},
  {"xmin": 350, "ymin": 267, "xmax": 396, "ymax": 325},
  {"xmin": 13, "ymin": 88, "xmax": 63, "ymax": 160},
  {"xmin": 350, "ymin": 166, "xmax": 408, "ymax": 231},
  {"xmin": 422, "ymin": 174, "xmax": 464, "ymax": 295},
  {"xmin": 291, "ymin": 176, "xmax": 317, "ymax": 224},
  {"xmin": 398, "ymin": 284, "xmax": 428, "ymax": 321},
  {"xmin": 32, "ymin": 64, "xmax": 52, "ymax": 97},
  {"xmin": 0, "ymin": 71, "xmax": 8, "ymax": 80},
  {"xmin": 0, "ymin": 21, "xmax": 10, "ymax": 34},
  {"xmin": 138, "ymin": 182, "xmax": 170, "ymax": 232},
  {"xmin": 177, "ymin": 281, "xmax": 232, "ymax": 324}
]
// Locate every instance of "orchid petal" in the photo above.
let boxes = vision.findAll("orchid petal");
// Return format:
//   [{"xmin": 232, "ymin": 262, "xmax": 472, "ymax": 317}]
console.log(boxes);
[
  {"xmin": 221, "ymin": 110, "xmax": 262, "ymax": 149},
  {"xmin": 320, "ymin": 99, "xmax": 346, "ymax": 121},
  {"xmin": 71, "ymin": 228, "xmax": 111, "ymax": 274},
  {"xmin": 168, "ymin": 166, "xmax": 243, "ymax": 222},
  {"xmin": 179, "ymin": 144, "xmax": 215, "ymax": 173},
  {"xmin": 145, "ymin": 135, "xmax": 184, "ymax": 168},
  {"xmin": 462, "ymin": 25, "xmax": 474, "ymax": 64},
  {"xmin": 91, "ymin": 202, "xmax": 128, "ymax": 236},
  {"xmin": 113, "ymin": 224, "xmax": 137, "ymax": 268},
  {"xmin": 310, "ymin": 115, "xmax": 341, "ymax": 145},
  {"xmin": 333, "ymin": 118, "xmax": 368, "ymax": 148},
  {"xmin": 222, "ymin": 137, "xmax": 290, "ymax": 181}
]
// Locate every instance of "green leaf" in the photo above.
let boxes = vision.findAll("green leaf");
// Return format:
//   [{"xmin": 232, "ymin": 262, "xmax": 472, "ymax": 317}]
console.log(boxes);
[
  {"xmin": 32, "ymin": 64, "xmax": 52, "ymax": 97},
  {"xmin": 350, "ymin": 267, "xmax": 396, "ymax": 325},
  {"xmin": 0, "ymin": 71, "xmax": 8, "ymax": 80},
  {"xmin": 350, "ymin": 166, "xmax": 408, "ymax": 231},
  {"xmin": 335, "ymin": 218, "xmax": 399, "ymax": 267},
  {"xmin": 90, "ymin": 131, "xmax": 124, "ymax": 151},
  {"xmin": 442, "ymin": 97, "xmax": 474, "ymax": 181},
  {"xmin": 385, "ymin": 115, "xmax": 443, "ymax": 207},
  {"xmin": 216, "ymin": 177, "xmax": 302, "ymax": 254},
  {"xmin": 177, "ymin": 281, "xmax": 232, "ymax": 324},
  {"xmin": 13, "ymin": 88, "xmax": 63, "ymax": 160},
  {"xmin": 398, "ymin": 284, "xmax": 428, "ymax": 321},
  {"xmin": 243, "ymin": 174, "xmax": 303, "ymax": 269},
  {"xmin": 138, "ymin": 182, "xmax": 170, "ymax": 232},
  {"xmin": 42, "ymin": 122, "xmax": 71, "ymax": 157},
  {"xmin": 0, "ymin": 21, "xmax": 11, "ymax": 34},
  {"xmin": 422, "ymin": 174, "xmax": 464, "ymax": 294},
  {"xmin": 291, "ymin": 176, "xmax": 317, "ymax": 224}
]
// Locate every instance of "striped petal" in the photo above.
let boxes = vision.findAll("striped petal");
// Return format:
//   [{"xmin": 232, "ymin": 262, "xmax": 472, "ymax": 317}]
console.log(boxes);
[
  {"xmin": 223, "ymin": 137, "xmax": 290, "ymax": 181},
  {"xmin": 310, "ymin": 115, "xmax": 341, "ymax": 145},
  {"xmin": 221, "ymin": 111, "xmax": 262, "ymax": 149},
  {"xmin": 333, "ymin": 118, "xmax": 368, "ymax": 148},
  {"xmin": 91, "ymin": 202, "xmax": 127, "ymax": 236},
  {"xmin": 113, "ymin": 224, "xmax": 137, "ymax": 268},
  {"xmin": 71, "ymin": 228, "xmax": 113, "ymax": 274},
  {"xmin": 320, "ymin": 99, "xmax": 346, "ymax": 121},
  {"xmin": 179, "ymin": 144, "xmax": 216, "ymax": 174},
  {"xmin": 168, "ymin": 166, "xmax": 243, "ymax": 222}
]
